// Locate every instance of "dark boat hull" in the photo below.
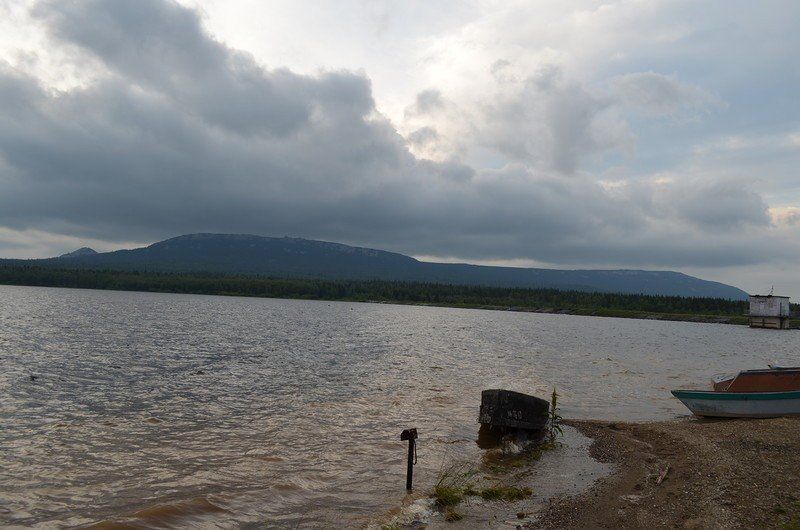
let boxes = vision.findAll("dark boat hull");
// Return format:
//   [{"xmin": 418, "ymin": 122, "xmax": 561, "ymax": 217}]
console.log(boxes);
[{"xmin": 478, "ymin": 389, "xmax": 550, "ymax": 431}]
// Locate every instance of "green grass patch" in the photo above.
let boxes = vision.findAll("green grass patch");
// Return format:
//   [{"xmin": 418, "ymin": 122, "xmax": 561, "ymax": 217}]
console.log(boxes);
[
  {"xmin": 432, "ymin": 463, "xmax": 480, "ymax": 507},
  {"xmin": 433, "ymin": 485, "xmax": 464, "ymax": 507}
]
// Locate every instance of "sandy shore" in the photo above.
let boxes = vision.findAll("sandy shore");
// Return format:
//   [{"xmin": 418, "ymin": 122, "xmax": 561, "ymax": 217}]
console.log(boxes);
[{"xmin": 530, "ymin": 417, "xmax": 800, "ymax": 529}]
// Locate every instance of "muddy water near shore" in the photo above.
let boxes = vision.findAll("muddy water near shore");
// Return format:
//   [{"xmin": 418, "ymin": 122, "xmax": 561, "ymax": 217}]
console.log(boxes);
[
  {"xmin": 1, "ymin": 285, "xmax": 798, "ymax": 528},
  {"xmin": 387, "ymin": 425, "xmax": 613, "ymax": 530}
]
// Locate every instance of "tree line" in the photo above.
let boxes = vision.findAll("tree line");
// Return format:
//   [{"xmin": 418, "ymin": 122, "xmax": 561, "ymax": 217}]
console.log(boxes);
[{"xmin": 0, "ymin": 264, "xmax": 774, "ymax": 318}]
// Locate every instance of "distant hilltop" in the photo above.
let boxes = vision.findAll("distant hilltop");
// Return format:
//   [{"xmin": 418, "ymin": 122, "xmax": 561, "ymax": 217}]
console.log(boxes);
[
  {"xmin": 3, "ymin": 233, "xmax": 748, "ymax": 299},
  {"xmin": 57, "ymin": 247, "xmax": 98, "ymax": 259}
]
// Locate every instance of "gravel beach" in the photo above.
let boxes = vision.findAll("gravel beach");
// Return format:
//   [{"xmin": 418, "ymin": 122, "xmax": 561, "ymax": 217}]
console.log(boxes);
[{"xmin": 530, "ymin": 417, "xmax": 800, "ymax": 529}]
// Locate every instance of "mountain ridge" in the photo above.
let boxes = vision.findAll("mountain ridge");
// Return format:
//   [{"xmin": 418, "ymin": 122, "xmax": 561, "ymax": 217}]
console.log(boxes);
[
  {"xmin": 58, "ymin": 247, "xmax": 98, "ymax": 258},
  {"xmin": 2, "ymin": 233, "xmax": 747, "ymax": 299}
]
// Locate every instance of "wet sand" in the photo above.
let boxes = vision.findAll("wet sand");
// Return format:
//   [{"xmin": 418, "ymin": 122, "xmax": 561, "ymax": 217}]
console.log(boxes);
[{"xmin": 530, "ymin": 417, "xmax": 800, "ymax": 529}]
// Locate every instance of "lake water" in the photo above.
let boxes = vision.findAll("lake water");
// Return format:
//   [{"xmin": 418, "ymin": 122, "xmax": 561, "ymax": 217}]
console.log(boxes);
[{"xmin": 1, "ymin": 285, "xmax": 799, "ymax": 528}]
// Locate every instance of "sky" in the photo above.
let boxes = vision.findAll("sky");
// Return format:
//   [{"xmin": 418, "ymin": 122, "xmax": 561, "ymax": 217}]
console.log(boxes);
[{"xmin": 0, "ymin": 0, "xmax": 798, "ymax": 296}]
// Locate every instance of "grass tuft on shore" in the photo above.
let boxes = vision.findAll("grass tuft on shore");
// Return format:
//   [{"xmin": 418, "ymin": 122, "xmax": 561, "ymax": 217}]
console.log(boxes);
[
  {"xmin": 443, "ymin": 509, "xmax": 463, "ymax": 522},
  {"xmin": 433, "ymin": 485, "xmax": 464, "ymax": 507},
  {"xmin": 432, "ymin": 463, "xmax": 479, "ymax": 507},
  {"xmin": 432, "ymin": 461, "xmax": 537, "ymax": 509},
  {"xmin": 478, "ymin": 486, "xmax": 533, "ymax": 501}
]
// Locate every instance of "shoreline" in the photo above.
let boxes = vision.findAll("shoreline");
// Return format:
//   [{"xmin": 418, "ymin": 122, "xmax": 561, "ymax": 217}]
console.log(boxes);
[
  {"xmin": 529, "ymin": 417, "xmax": 800, "ymax": 529},
  {"xmin": 0, "ymin": 280, "xmax": 775, "ymax": 328},
  {"xmin": 398, "ymin": 416, "xmax": 800, "ymax": 529},
  {"xmin": 377, "ymin": 301, "xmax": 754, "ymax": 326}
]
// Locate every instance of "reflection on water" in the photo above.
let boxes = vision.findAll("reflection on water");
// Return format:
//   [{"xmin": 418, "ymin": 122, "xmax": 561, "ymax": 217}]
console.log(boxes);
[{"xmin": 1, "ymin": 285, "xmax": 798, "ymax": 527}]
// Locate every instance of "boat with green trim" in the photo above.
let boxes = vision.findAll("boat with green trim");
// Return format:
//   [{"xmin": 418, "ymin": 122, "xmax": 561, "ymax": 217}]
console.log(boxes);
[
  {"xmin": 671, "ymin": 389, "xmax": 800, "ymax": 418},
  {"xmin": 672, "ymin": 366, "xmax": 800, "ymax": 418}
]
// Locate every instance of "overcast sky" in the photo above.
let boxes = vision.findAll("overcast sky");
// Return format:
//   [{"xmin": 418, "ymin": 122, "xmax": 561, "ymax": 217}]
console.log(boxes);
[{"xmin": 0, "ymin": 0, "xmax": 799, "ymax": 295}]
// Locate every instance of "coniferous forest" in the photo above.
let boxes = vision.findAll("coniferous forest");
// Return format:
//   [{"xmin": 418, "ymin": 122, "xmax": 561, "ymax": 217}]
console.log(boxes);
[{"xmin": 1, "ymin": 264, "xmax": 790, "ymax": 326}]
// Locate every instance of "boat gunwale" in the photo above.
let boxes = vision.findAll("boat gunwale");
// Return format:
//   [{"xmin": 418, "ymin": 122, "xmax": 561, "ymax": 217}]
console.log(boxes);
[
  {"xmin": 739, "ymin": 367, "xmax": 800, "ymax": 374},
  {"xmin": 671, "ymin": 389, "xmax": 800, "ymax": 401}
]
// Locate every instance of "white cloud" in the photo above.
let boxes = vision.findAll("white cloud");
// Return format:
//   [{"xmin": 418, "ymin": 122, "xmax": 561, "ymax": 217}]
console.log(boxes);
[
  {"xmin": 0, "ymin": 226, "xmax": 140, "ymax": 258},
  {"xmin": 401, "ymin": 64, "xmax": 634, "ymax": 172},
  {"xmin": 769, "ymin": 206, "xmax": 800, "ymax": 227}
]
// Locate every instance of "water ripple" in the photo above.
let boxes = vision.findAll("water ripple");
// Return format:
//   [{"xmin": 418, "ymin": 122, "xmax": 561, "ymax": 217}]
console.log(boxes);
[{"xmin": 1, "ymin": 285, "xmax": 798, "ymax": 527}]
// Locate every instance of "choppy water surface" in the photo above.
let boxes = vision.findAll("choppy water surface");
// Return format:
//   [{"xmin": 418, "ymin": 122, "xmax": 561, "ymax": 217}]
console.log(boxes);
[{"xmin": 1, "ymin": 285, "xmax": 799, "ymax": 528}]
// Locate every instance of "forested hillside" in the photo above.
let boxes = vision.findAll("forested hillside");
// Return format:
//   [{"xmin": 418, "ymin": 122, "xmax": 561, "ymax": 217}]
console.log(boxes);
[{"xmin": 0, "ymin": 265, "xmax": 774, "ymax": 325}]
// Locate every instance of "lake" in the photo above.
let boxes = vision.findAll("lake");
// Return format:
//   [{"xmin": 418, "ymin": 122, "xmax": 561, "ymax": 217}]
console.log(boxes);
[{"xmin": 1, "ymin": 285, "xmax": 798, "ymax": 527}]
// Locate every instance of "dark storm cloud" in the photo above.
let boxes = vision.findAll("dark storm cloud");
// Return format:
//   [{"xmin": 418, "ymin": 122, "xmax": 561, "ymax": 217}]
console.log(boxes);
[
  {"xmin": 34, "ymin": 0, "xmax": 319, "ymax": 136},
  {"xmin": 0, "ymin": 0, "xmax": 792, "ymax": 267},
  {"xmin": 668, "ymin": 182, "xmax": 770, "ymax": 230}
]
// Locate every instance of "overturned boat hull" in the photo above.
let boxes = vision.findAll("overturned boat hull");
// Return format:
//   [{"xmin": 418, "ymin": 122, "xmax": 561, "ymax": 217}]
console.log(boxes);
[
  {"xmin": 671, "ymin": 389, "xmax": 800, "ymax": 418},
  {"xmin": 479, "ymin": 389, "xmax": 550, "ymax": 431}
]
